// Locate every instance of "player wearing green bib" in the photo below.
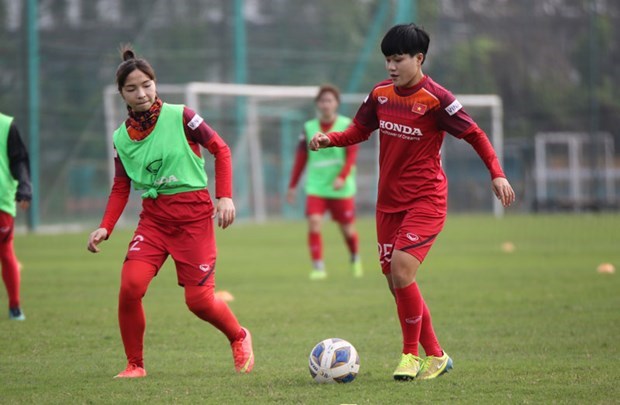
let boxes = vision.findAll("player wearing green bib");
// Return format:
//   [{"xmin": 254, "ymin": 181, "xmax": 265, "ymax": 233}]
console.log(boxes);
[
  {"xmin": 87, "ymin": 46, "xmax": 253, "ymax": 378},
  {"xmin": 287, "ymin": 85, "xmax": 362, "ymax": 280},
  {"xmin": 0, "ymin": 112, "xmax": 31, "ymax": 321}
]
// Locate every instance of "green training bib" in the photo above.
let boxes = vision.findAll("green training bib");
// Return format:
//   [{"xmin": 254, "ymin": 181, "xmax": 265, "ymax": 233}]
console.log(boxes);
[
  {"xmin": 304, "ymin": 115, "xmax": 356, "ymax": 198},
  {"xmin": 113, "ymin": 103, "xmax": 207, "ymax": 199},
  {"xmin": 0, "ymin": 113, "xmax": 18, "ymax": 216}
]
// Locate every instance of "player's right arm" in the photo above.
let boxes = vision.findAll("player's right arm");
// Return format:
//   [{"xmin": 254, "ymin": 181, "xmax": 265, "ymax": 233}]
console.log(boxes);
[
  {"xmin": 88, "ymin": 151, "xmax": 131, "ymax": 253},
  {"xmin": 287, "ymin": 132, "xmax": 308, "ymax": 203}
]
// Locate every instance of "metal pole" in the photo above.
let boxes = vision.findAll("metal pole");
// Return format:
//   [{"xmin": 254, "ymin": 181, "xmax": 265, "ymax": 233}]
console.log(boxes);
[
  {"xmin": 345, "ymin": 1, "xmax": 390, "ymax": 96},
  {"xmin": 233, "ymin": 0, "xmax": 247, "ymax": 86},
  {"xmin": 588, "ymin": 0, "xmax": 600, "ymax": 206},
  {"xmin": 394, "ymin": 0, "xmax": 416, "ymax": 24},
  {"xmin": 233, "ymin": 0, "xmax": 250, "ymax": 218},
  {"xmin": 27, "ymin": 0, "xmax": 40, "ymax": 230},
  {"xmin": 491, "ymin": 98, "xmax": 504, "ymax": 218}
]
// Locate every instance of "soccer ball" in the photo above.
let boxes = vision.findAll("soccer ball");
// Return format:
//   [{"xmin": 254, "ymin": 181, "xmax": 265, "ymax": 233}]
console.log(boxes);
[{"xmin": 308, "ymin": 338, "xmax": 360, "ymax": 383}]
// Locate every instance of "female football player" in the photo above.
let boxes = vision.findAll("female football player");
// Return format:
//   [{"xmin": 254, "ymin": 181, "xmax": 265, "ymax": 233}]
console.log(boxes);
[
  {"xmin": 310, "ymin": 24, "xmax": 515, "ymax": 381},
  {"xmin": 0, "ymin": 112, "xmax": 31, "ymax": 321},
  {"xmin": 87, "ymin": 46, "xmax": 253, "ymax": 378},
  {"xmin": 287, "ymin": 85, "xmax": 362, "ymax": 280}
]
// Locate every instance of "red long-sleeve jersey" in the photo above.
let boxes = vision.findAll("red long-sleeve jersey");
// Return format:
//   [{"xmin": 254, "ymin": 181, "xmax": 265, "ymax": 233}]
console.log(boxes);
[{"xmin": 327, "ymin": 76, "xmax": 505, "ymax": 213}]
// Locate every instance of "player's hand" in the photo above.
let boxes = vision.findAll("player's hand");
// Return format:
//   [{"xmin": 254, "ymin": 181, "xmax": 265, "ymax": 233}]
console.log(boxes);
[
  {"xmin": 87, "ymin": 227, "xmax": 108, "ymax": 253},
  {"xmin": 17, "ymin": 200, "xmax": 30, "ymax": 210},
  {"xmin": 333, "ymin": 177, "xmax": 345, "ymax": 190},
  {"xmin": 215, "ymin": 197, "xmax": 235, "ymax": 229},
  {"xmin": 286, "ymin": 188, "xmax": 296, "ymax": 204},
  {"xmin": 492, "ymin": 177, "xmax": 515, "ymax": 208},
  {"xmin": 309, "ymin": 132, "xmax": 331, "ymax": 151}
]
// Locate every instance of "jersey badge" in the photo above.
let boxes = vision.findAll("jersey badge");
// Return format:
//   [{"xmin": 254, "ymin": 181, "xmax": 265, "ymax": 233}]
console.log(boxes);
[
  {"xmin": 412, "ymin": 102, "xmax": 427, "ymax": 115},
  {"xmin": 187, "ymin": 114, "xmax": 204, "ymax": 130},
  {"xmin": 378, "ymin": 96, "xmax": 388, "ymax": 104},
  {"xmin": 445, "ymin": 99, "xmax": 463, "ymax": 116}
]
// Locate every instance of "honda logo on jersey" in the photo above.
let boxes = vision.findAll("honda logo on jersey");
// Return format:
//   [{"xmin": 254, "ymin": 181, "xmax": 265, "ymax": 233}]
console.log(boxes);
[{"xmin": 379, "ymin": 120, "xmax": 423, "ymax": 136}]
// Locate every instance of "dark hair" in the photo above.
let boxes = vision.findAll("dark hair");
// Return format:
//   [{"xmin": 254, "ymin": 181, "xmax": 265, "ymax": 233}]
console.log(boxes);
[
  {"xmin": 315, "ymin": 84, "xmax": 341, "ymax": 103},
  {"xmin": 380, "ymin": 24, "xmax": 430, "ymax": 64},
  {"xmin": 115, "ymin": 44, "xmax": 156, "ymax": 91}
]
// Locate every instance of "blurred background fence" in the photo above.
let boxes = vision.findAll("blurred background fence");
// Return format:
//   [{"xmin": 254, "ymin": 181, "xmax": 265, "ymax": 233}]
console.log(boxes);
[{"xmin": 1, "ymin": 0, "xmax": 619, "ymax": 230}]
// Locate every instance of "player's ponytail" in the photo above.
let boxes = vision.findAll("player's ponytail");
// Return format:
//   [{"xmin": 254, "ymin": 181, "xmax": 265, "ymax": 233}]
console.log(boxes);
[{"xmin": 115, "ymin": 44, "xmax": 156, "ymax": 91}]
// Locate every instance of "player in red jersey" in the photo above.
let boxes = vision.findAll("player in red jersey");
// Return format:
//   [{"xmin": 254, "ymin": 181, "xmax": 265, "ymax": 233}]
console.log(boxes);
[
  {"xmin": 310, "ymin": 24, "xmax": 515, "ymax": 380},
  {"xmin": 287, "ymin": 85, "xmax": 362, "ymax": 280},
  {"xmin": 0, "ymin": 113, "xmax": 31, "ymax": 321},
  {"xmin": 87, "ymin": 46, "xmax": 253, "ymax": 378}
]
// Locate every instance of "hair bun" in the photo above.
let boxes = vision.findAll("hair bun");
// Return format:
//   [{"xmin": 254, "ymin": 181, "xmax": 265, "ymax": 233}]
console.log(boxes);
[{"xmin": 120, "ymin": 44, "xmax": 136, "ymax": 62}]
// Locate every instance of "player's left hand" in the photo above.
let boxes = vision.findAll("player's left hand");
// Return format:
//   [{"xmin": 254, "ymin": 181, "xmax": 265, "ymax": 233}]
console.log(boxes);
[
  {"xmin": 332, "ymin": 177, "xmax": 345, "ymax": 190},
  {"xmin": 87, "ymin": 227, "xmax": 108, "ymax": 253},
  {"xmin": 492, "ymin": 177, "xmax": 515, "ymax": 208},
  {"xmin": 215, "ymin": 197, "xmax": 236, "ymax": 229},
  {"xmin": 17, "ymin": 200, "xmax": 30, "ymax": 210}
]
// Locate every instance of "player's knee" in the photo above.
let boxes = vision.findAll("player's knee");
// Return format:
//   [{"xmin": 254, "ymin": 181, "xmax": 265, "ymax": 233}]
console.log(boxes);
[
  {"xmin": 390, "ymin": 250, "xmax": 420, "ymax": 287},
  {"xmin": 184, "ymin": 285, "xmax": 215, "ymax": 314},
  {"xmin": 119, "ymin": 273, "xmax": 149, "ymax": 301},
  {"xmin": 341, "ymin": 224, "xmax": 355, "ymax": 237},
  {"xmin": 119, "ymin": 280, "xmax": 148, "ymax": 301},
  {"xmin": 308, "ymin": 216, "xmax": 322, "ymax": 233}
]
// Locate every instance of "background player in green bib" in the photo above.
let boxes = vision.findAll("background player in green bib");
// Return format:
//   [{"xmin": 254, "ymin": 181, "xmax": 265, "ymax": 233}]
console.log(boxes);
[
  {"xmin": 0, "ymin": 112, "xmax": 31, "ymax": 321},
  {"xmin": 287, "ymin": 85, "xmax": 362, "ymax": 280}
]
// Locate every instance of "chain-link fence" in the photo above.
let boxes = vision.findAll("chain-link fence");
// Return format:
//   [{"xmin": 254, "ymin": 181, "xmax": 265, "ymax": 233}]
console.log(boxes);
[{"xmin": 1, "ymin": 0, "xmax": 618, "ymax": 228}]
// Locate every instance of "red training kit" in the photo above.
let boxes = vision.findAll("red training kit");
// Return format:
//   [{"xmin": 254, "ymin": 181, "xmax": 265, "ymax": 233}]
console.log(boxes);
[
  {"xmin": 324, "ymin": 76, "xmax": 508, "ymax": 359},
  {"xmin": 0, "ymin": 212, "xmax": 20, "ymax": 308}
]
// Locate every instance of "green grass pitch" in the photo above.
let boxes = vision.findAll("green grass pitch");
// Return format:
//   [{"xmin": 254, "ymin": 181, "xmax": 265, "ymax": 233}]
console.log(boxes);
[{"xmin": 1, "ymin": 214, "xmax": 619, "ymax": 404}]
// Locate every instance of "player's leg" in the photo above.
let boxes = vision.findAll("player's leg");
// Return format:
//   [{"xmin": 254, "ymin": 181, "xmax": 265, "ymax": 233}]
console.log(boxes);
[
  {"xmin": 172, "ymin": 216, "xmax": 253, "ymax": 373},
  {"xmin": 0, "ymin": 212, "xmax": 23, "ymax": 320},
  {"xmin": 390, "ymin": 250, "xmax": 425, "ymax": 380},
  {"xmin": 184, "ymin": 285, "xmax": 253, "ymax": 373},
  {"xmin": 306, "ymin": 195, "xmax": 327, "ymax": 279},
  {"xmin": 376, "ymin": 210, "xmax": 421, "ymax": 380},
  {"xmin": 116, "ymin": 259, "xmax": 158, "ymax": 378},
  {"xmin": 417, "ymin": 301, "xmax": 453, "ymax": 380},
  {"xmin": 390, "ymin": 204, "xmax": 451, "ymax": 380},
  {"xmin": 115, "ymin": 219, "xmax": 167, "ymax": 378},
  {"xmin": 331, "ymin": 197, "xmax": 362, "ymax": 277}
]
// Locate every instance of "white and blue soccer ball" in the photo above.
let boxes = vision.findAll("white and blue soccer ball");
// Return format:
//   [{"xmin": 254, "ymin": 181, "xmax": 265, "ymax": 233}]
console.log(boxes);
[{"xmin": 308, "ymin": 338, "xmax": 360, "ymax": 383}]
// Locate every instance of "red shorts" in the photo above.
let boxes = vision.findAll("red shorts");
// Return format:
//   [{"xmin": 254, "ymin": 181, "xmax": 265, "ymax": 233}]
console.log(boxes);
[
  {"xmin": 376, "ymin": 199, "xmax": 446, "ymax": 274},
  {"xmin": 306, "ymin": 195, "xmax": 355, "ymax": 224},
  {"xmin": 125, "ymin": 215, "xmax": 217, "ymax": 287},
  {"xmin": 0, "ymin": 211, "xmax": 15, "ymax": 244}
]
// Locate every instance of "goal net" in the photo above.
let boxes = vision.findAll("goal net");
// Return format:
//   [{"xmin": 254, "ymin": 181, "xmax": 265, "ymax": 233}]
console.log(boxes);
[{"xmin": 103, "ymin": 83, "xmax": 504, "ymax": 223}]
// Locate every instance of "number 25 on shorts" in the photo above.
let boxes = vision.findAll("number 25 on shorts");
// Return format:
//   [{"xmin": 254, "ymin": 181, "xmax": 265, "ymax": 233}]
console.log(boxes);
[{"xmin": 378, "ymin": 243, "xmax": 394, "ymax": 265}]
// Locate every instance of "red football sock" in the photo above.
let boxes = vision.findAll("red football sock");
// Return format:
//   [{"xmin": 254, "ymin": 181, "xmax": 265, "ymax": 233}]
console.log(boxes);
[
  {"xmin": 394, "ymin": 282, "xmax": 424, "ymax": 356},
  {"xmin": 308, "ymin": 232, "xmax": 322, "ymax": 262},
  {"xmin": 344, "ymin": 232, "xmax": 359, "ymax": 256},
  {"xmin": 419, "ymin": 301, "xmax": 443, "ymax": 357},
  {"xmin": 0, "ymin": 240, "xmax": 20, "ymax": 309},
  {"xmin": 184, "ymin": 285, "xmax": 242, "ymax": 342},
  {"xmin": 118, "ymin": 260, "xmax": 158, "ymax": 368}
]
